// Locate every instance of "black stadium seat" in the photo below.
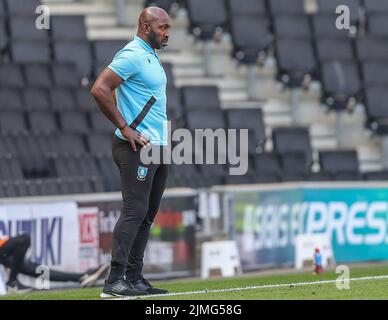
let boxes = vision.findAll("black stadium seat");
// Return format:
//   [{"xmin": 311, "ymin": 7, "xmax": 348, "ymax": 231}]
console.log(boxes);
[
  {"xmin": 51, "ymin": 16, "xmax": 87, "ymax": 40},
  {"xmin": 181, "ymin": 86, "xmax": 221, "ymax": 110},
  {"xmin": 86, "ymin": 133, "xmax": 112, "ymax": 157},
  {"xmin": 0, "ymin": 88, "xmax": 24, "ymax": 110},
  {"xmin": 320, "ymin": 60, "xmax": 362, "ymax": 110},
  {"xmin": 356, "ymin": 37, "xmax": 388, "ymax": 62},
  {"xmin": 186, "ymin": 0, "xmax": 228, "ymax": 40},
  {"xmin": 0, "ymin": 111, "xmax": 26, "ymax": 134},
  {"xmin": 319, "ymin": 150, "xmax": 361, "ymax": 180},
  {"xmin": 275, "ymin": 38, "xmax": 316, "ymax": 87},
  {"xmin": 76, "ymin": 88, "xmax": 98, "ymax": 112},
  {"xmin": 23, "ymin": 64, "xmax": 52, "ymax": 88},
  {"xmin": 251, "ymin": 153, "xmax": 282, "ymax": 183},
  {"xmin": 58, "ymin": 111, "xmax": 89, "ymax": 134},
  {"xmin": 272, "ymin": 127, "xmax": 313, "ymax": 167},
  {"xmin": 185, "ymin": 109, "xmax": 226, "ymax": 130},
  {"xmin": 52, "ymin": 63, "xmax": 79, "ymax": 88},
  {"xmin": 11, "ymin": 40, "xmax": 51, "ymax": 64},
  {"xmin": 315, "ymin": 38, "xmax": 355, "ymax": 62},
  {"xmin": 368, "ymin": 14, "xmax": 388, "ymax": 37},
  {"xmin": 53, "ymin": 41, "xmax": 93, "ymax": 77},
  {"xmin": 23, "ymin": 88, "xmax": 51, "ymax": 110},
  {"xmin": 229, "ymin": 16, "xmax": 271, "ymax": 64},
  {"xmin": 363, "ymin": 0, "xmax": 388, "ymax": 14},
  {"xmin": 312, "ymin": 14, "xmax": 355, "ymax": 38},
  {"xmin": 280, "ymin": 153, "xmax": 310, "ymax": 182},
  {"xmin": 5, "ymin": 0, "xmax": 42, "ymax": 15},
  {"xmin": 166, "ymin": 86, "xmax": 183, "ymax": 123},
  {"xmin": 269, "ymin": 0, "xmax": 305, "ymax": 15},
  {"xmin": 49, "ymin": 88, "xmax": 77, "ymax": 111},
  {"xmin": 226, "ymin": 0, "xmax": 267, "ymax": 16},
  {"xmin": 89, "ymin": 110, "xmax": 115, "ymax": 133},
  {"xmin": 0, "ymin": 16, "xmax": 7, "ymax": 52},
  {"xmin": 273, "ymin": 15, "xmax": 311, "ymax": 38},
  {"xmin": 363, "ymin": 170, "xmax": 388, "ymax": 181},
  {"xmin": 162, "ymin": 62, "xmax": 175, "ymax": 87},
  {"xmin": 28, "ymin": 111, "xmax": 57, "ymax": 134},
  {"xmin": 226, "ymin": 108, "xmax": 266, "ymax": 152},
  {"xmin": 317, "ymin": 0, "xmax": 360, "ymax": 23},
  {"xmin": 9, "ymin": 16, "xmax": 49, "ymax": 41},
  {"xmin": 0, "ymin": 64, "xmax": 25, "ymax": 88},
  {"xmin": 361, "ymin": 62, "xmax": 388, "ymax": 87},
  {"xmin": 57, "ymin": 133, "xmax": 87, "ymax": 155},
  {"xmin": 364, "ymin": 86, "xmax": 388, "ymax": 134}
]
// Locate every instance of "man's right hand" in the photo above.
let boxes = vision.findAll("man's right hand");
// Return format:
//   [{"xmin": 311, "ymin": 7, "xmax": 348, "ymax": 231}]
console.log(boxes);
[{"xmin": 120, "ymin": 125, "xmax": 150, "ymax": 151}]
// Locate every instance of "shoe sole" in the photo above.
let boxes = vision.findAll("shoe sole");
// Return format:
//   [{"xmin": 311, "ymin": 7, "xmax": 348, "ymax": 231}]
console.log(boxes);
[{"xmin": 100, "ymin": 291, "xmax": 147, "ymax": 298}]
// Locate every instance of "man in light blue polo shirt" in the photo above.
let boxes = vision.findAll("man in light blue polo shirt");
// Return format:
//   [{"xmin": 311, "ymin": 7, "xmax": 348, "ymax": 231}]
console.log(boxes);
[{"xmin": 91, "ymin": 7, "xmax": 171, "ymax": 298}]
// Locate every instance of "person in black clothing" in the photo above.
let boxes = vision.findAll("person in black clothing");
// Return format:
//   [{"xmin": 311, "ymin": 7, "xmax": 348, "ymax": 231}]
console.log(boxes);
[{"xmin": 0, "ymin": 234, "xmax": 108, "ymax": 294}]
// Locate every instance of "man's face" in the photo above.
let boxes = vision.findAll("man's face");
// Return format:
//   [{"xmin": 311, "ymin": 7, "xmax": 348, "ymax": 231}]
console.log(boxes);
[{"xmin": 147, "ymin": 17, "xmax": 171, "ymax": 50}]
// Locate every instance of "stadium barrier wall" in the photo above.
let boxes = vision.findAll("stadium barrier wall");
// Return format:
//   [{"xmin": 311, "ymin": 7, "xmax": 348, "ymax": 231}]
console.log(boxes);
[{"xmin": 213, "ymin": 182, "xmax": 388, "ymax": 271}]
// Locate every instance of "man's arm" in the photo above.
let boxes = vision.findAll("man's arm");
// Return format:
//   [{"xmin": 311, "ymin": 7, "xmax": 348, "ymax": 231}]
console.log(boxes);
[{"xmin": 91, "ymin": 68, "xmax": 149, "ymax": 151}]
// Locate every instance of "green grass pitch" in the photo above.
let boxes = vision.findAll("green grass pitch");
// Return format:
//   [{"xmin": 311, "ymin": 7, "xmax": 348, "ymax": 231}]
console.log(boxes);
[{"xmin": 1, "ymin": 264, "xmax": 388, "ymax": 300}]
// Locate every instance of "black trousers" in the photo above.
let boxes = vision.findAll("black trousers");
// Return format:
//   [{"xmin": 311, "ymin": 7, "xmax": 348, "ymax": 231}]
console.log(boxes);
[
  {"xmin": 110, "ymin": 135, "xmax": 168, "ymax": 281},
  {"xmin": 0, "ymin": 234, "xmax": 84, "ymax": 282}
]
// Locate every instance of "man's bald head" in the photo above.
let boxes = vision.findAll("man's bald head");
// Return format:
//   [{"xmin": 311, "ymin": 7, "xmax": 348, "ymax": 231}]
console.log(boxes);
[{"xmin": 137, "ymin": 7, "xmax": 171, "ymax": 50}]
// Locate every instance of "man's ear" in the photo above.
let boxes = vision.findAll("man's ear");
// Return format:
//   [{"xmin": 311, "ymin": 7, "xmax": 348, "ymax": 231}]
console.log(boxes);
[{"xmin": 142, "ymin": 22, "xmax": 151, "ymax": 35}]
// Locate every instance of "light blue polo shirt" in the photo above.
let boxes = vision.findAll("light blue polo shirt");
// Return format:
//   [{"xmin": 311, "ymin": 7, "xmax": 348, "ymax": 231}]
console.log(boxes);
[{"xmin": 108, "ymin": 36, "xmax": 168, "ymax": 146}]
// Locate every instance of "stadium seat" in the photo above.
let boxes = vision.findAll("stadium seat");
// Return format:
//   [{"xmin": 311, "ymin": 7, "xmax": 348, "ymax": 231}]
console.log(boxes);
[
  {"xmin": 23, "ymin": 88, "xmax": 51, "ymax": 111},
  {"xmin": 268, "ymin": 0, "xmax": 305, "ymax": 15},
  {"xmin": 58, "ymin": 111, "xmax": 90, "ymax": 134},
  {"xmin": 251, "ymin": 153, "xmax": 282, "ymax": 183},
  {"xmin": 367, "ymin": 14, "xmax": 388, "ymax": 37},
  {"xmin": 363, "ymin": 170, "xmax": 388, "ymax": 181},
  {"xmin": 0, "ymin": 88, "xmax": 24, "ymax": 111},
  {"xmin": 273, "ymin": 15, "xmax": 311, "ymax": 38},
  {"xmin": 181, "ymin": 86, "xmax": 221, "ymax": 110},
  {"xmin": 52, "ymin": 63, "xmax": 80, "ymax": 88},
  {"xmin": 76, "ymin": 88, "xmax": 98, "ymax": 112},
  {"xmin": 48, "ymin": 154, "xmax": 100, "ymax": 178},
  {"xmin": 23, "ymin": 64, "xmax": 52, "ymax": 88},
  {"xmin": 0, "ymin": 155, "xmax": 24, "ymax": 180},
  {"xmin": 272, "ymin": 127, "xmax": 313, "ymax": 167},
  {"xmin": 9, "ymin": 16, "xmax": 49, "ymax": 41},
  {"xmin": 319, "ymin": 150, "xmax": 361, "ymax": 180},
  {"xmin": 185, "ymin": 109, "xmax": 226, "ymax": 130},
  {"xmin": 279, "ymin": 153, "xmax": 310, "ymax": 182},
  {"xmin": 229, "ymin": 15, "xmax": 271, "ymax": 65},
  {"xmin": 186, "ymin": 0, "xmax": 228, "ymax": 40},
  {"xmin": 11, "ymin": 40, "xmax": 51, "ymax": 64},
  {"xmin": 49, "ymin": 88, "xmax": 77, "ymax": 111},
  {"xmin": 89, "ymin": 110, "xmax": 115, "ymax": 133},
  {"xmin": 0, "ymin": 111, "xmax": 26, "ymax": 134},
  {"xmin": 361, "ymin": 62, "xmax": 388, "ymax": 87},
  {"xmin": 92, "ymin": 40, "xmax": 127, "ymax": 76},
  {"xmin": 363, "ymin": 0, "xmax": 388, "ymax": 13},
  {"xmin": 225, "ymin": 108, "xmax": 266, "ymax": 153},
  {"xmin": 356, "ymin": 37, "xmax": 388, "ymax": 62},
  {"xmin": 364, "ymin": 86, "xmax": 388, "ymax": 134},
  {"xmin": 316, "ymin": 0, "xmax": 361, "ymax": 23},
  {"xmin": 0, "ymin": 16, "xmax": 7, "ymax": 52},
  {"xmin": 199, "ymin": 163, "xmax": 226, "ymax": 187},
  {"xmin": 167, "ymin": 163, "xmax": 204, "ymax": 188},
  {"xmin": 275, "ymin": 38, "xmax": 316, "ymax": 87},
  {"xmin": 51, "ymin": 16, "xmax": 87, "ymax": 40},
  {"xmin": 226, "ymin": 0, "xmax": 267, "ymax": 16},
  {"xmin": 320, "ymin": 60, "xmax": 362, "ymax": 111},
  {"xmin": 28, "ymin": 111, "xmax": 57, "ymax": 134},
  {"xmin": 57, "ymin": 133, "xmax": 87, "ymax": 156},
  {"xmin": 166, "ymin": 86, "xmax": 183, "ymax": 123},
  {"xmin": 315, "ymin": 38, "xmax": 355, "ymax": 62},
  {"xmin": 0, "ymin": 64, "xmax": 25, "ymax": 88},
  {"xmin": 86, "ymin": 133, "xmax": 112, "ymax": 157},
  {"xmin": 312, "ymin": 14, "xmax": 356, "ymax": 38},
  {"xmin": 5, "ymin": 0, "xmax": 42, "ymax": 15},
  {"xmin": 53, "ymin": 41, "xmax": 93, "ymax": 77}
]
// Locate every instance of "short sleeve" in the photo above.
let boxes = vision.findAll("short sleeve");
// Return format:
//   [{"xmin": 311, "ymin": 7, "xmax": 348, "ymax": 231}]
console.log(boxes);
[{"xmin": 107, "ymin": 49, "xmax": 139, "ymax": 81}]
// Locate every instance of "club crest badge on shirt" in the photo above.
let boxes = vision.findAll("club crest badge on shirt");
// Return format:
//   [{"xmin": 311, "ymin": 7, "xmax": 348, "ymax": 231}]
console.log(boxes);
[{"xmin": 137, "ymin": 166, "xmax": 149, "ymax": 181}]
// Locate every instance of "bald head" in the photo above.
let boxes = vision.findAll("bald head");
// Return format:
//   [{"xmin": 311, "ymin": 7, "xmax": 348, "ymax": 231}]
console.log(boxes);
[{"xmin": 137, "ymin": 7, "xmax": 171, "ymax": 50}]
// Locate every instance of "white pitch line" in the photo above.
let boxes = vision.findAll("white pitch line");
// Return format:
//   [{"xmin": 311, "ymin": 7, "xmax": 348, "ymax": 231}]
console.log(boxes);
[{"xmin": 109, "ymin": 274, "xmax": 388, "ymax": 300}]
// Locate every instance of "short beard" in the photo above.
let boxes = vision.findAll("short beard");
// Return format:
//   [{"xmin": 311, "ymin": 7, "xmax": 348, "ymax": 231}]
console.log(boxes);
[{"xmin": 147, "ymin": 30, "xmax": 161, "ymax": 50}]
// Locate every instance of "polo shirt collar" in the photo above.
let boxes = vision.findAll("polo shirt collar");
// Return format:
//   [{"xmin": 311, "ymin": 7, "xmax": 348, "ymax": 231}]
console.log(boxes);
[{"xmin": 134, "ymin": 35, "xmax": 155, "ymax": 54}]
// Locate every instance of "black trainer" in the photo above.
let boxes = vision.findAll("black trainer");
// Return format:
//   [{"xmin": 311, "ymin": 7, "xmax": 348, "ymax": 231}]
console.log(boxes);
[
  {"xmin": 100, "ymin": 279, "xmax": 148, "ymax": 298},
  {"xmin": 127, "ymin": 275, "xmax": 169, "ymax": 295}
]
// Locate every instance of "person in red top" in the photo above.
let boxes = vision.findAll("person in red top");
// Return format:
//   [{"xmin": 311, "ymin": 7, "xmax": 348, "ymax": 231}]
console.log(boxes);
[{"xmin": 0, "ymin": 234, "xmax": 109, "ymax": 294}]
